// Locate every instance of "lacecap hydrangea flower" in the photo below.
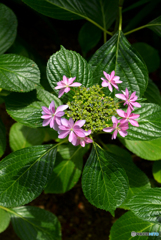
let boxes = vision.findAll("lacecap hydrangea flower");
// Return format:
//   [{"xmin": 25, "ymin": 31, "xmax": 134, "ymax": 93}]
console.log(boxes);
[{"xmin": 41, "ymin": 71, "xmax": 141, "ymax": 145}]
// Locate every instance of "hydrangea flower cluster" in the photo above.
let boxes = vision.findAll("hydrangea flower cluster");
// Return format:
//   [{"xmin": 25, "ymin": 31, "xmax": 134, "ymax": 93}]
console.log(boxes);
[{"xmin": 41, "ymin": 71, "xmax": 141, "ymax": 146}]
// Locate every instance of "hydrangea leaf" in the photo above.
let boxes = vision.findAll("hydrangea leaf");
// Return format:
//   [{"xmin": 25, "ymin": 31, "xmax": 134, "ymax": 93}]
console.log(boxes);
[
  {"xmin": 121, "ymin": 138, "xmax": 161, "ymax": 160},
  {"xmin": 78, "ymin": 22, "xmax": 102, "ymax": 55},
  {"xmin": 89, "ymin": 31, "xmax": 148, "ymax": 97},
  {"xmin": 0, "ymin": 144, "xmax": 57, "ymax": 207},
  {"xmin": 45, "ymin": 144, "xmax": 89, "ymax": 194},
  {"xmin": 0, "ymin": 208, "xmax": 10, "ymax": 233},
  {"xmin": 22, "ymin": 0, "xmax": 118, "ymax": 32},
  {"xmin": 147, "ymin": 15, "xmax": 161, "ymax": 37},
  {"xmin": 9, "ymin": 122, "xmax": 45, "ymax": 151},
  {"xmin": 125, "ymin": 103, "xmax": 161, "ymax": 141},
  {"xmin": 0, "ymin": 54, "xmax": 40, "ymax": 92},
  {"xmin": 110, "ymin": 211, "xmax": 161, "ymax": 240},
  {"xmin": 126, "ymin": 188, "xmax": 161, "ymax": 224},
  {"xmin": 47, "ymin": 46, "xmax": 93, "ymax": 102},
  {"xmin": 143, "ymin": 79, "xmax": 161, "ymax": 106},
  {"xmin": 0, "ymin": 118, "xmax": 6, "ymax": 157},
  {"xmin": 152, "ymin": 161, "xmax": 161, "ymax": 183},
  {"xmin": 11, "ymin": 206, "xmax": 61, "ymax": 240},
  {"xmin": 82, "ymin": 143, "xmax": 129, "ymax": 216},
  {"xmin": 104, "ymin": 145, "xmax": 150, "ymax": 209},
  {"xmin": 0, "ymin": 3, "xmax": 17, "ymax": 54}
]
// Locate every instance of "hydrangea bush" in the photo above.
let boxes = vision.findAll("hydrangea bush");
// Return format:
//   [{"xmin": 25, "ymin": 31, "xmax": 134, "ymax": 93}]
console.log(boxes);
[{"xmin": 1, "ymin": 0, "xmax": 161, "ymax": 239}]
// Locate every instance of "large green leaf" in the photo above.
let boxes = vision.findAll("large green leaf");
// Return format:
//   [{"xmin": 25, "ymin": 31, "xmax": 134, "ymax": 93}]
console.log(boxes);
[
  {"xmin": 148, "ymin": 15, "xmax": 161, "ymax": 37},
  {"xmin": 11, "ymin": 206, "xmax": 61, "ymax": 240},
  {"xmin": 78, "ymin": 22, "xmax": 102, "ymax": 56},
  {"xmin": 82, "ymin": 143, "xmax": 129, "ymax": 216},
  {"xmin": 45, "ymin": 144, "xmax": 88, "ymax": 193},
  {"xmin": 143, "ymin": 79, "xmax": 161, "ymax": 106},
  {"xmin": 23, "ymin": 0, "xmax": 118, "ymax": 32},
  {"xmin": 0, "ymin": 3, "xmax": 17, "ymax": 55},
  {"xmin": 121, "ymin": 138, "xmax": 161, "ymax": 160},
  {"xmin": 0, "ymin": 118, "xmax": 6, "ymax": 157},
  {"xmin": 0, "ymin": 54, "xmax": 40, "ymax": 92},
  {"xmin": 5, "ymin": 91, "xmax": 43, "ymax": 128},
  {"xmin": 0, "ymin": 144, "xmax": 57, "ymax": 207},
  {"xmin": 9, "ymin": 122, "xmax": 45, "ymax": 151},
  {"xmin": 132, "ymin": 42, "xmax": 160, "ymax": 73},
  {"xmin": 126, "ymin": 188, "xmax": 161, "ymax": 224},
  {"xmin": 125, "ymin": 103, "xmax": 161, "ymax": 141},
  {"xmin": 110, "ymin": 211, "xmax": 161, "ymax": 240},
  {"xmin": 89, "ymin": 31, "xmax": 148, "ymax": 97},
  {"xmin": 153, "ymin": 161, "xmax": 161, "ymax": 183},
  {"xmin": 47, "ymin": 46, "xmax": 93, "ymax": 101},
  {"xmin": 104, "ymin": 145, "xmax": 150, "ymax": 208},
  {"xmin": 0, "ymin": 208, "xmax": 10, "ymax": 233}
]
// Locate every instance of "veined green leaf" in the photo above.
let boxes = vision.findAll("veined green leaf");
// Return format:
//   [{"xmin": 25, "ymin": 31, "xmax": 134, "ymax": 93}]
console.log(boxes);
[
  {"xmin": 153, "ymin": 161, "xmax": 161, "ymax": 183},
  {"xmin": 45, "ymin": 143, "xmax": 88, "ymax": 193},
  {"xmin": 23, "ymin": 0, "xmax": 118, "ymax": 32},
  {"xmin": 82, "ymin": 143, "xmax": 129, "ymax": 216},
  {"xmin": 110, "ymin": 211, "xmax": 161, "ymax": 240},
  {"xmin": 143, "ymin": 79, "xmax": 161, "ymax": 106},
  {"xmin": 47, "ymin": 46, "xmax": 93, "ymax": 102},
  {"xmin": 0, "ymin": 3, "xmax": 17, "ymax": 54},
  {"xmin": 9, "ymin": 122, "xmax": 45, "ymax": 151},
  {"xmin": 10, "ymin": 206, "xmax": 61, "ymax": 240},
  {"xmin": 0, "ymin": 144, "xmax": 57, "ymax": 207},
  {"xmin": 0, "ymin": 118, "xmax": 6, "ymax": 157},
  {"xmin": 148, "ymin": 15, "xmax": 161, "ymax": 37},
  {"xmin": 0, "ymin": 54, "xmax": 40, "ymax": 92},
  {"xmin": 89, "ymin": 31, "xmax": 148, "ymax": 97},
  {"xmin": 0, "ymin": 208, "xmax": 10, "ymax": 233}
]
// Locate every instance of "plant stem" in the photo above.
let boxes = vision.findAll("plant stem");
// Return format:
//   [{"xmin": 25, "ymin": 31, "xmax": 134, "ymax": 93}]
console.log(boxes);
[
  {"xmin": 104, "ymin": 31, "xmax": 107, "ymax": 43},
  {"xmin": 124, "ymin": 25, "xmax": 147, "ymax": 35},
  {"xmin": 118, "ymin": 6, "xmax": 122, "ymax": 31}
]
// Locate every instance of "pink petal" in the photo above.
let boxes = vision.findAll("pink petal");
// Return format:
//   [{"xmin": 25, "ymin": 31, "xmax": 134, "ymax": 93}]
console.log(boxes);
[
  {"xmin": 112, "ymin": 116, "xmax": 118, "ymax": 124},
  {"xmin": 103, "ymin": 127, "xmax": 114, "ymax": 132},
  {"xmin": 125, "ymin": 88, "xmax": 129, "ymax": 98},
  {"xmin": 55, "ymin": 111, "xmax": 65, "ymax": 117},
  {"xmin": 55, "ymin": 84, "xmax": 66, "ymax": 89},
  {"xmin": 70, "ymin": 82, "xmax": 82, "ymax": 87},
  {"xmin": 114, "ymin": 79, "xmax": 122, "ymax": 84},
  {"xmin": 102, "ymin": 80, "xmax": 109, "ymax": 87},
  {"xmin": 80, "ymin": 139, "xmax": 85, "ymax": 147},
  {"xmin": 74, "ymin": 127, "xmax": 85, "ymax": 137},
  {"xmin": 58, "ymin": 130, "xmax": 70, "ymax": 139},
  {"xmin": 84, "ymin": 130, "xmax": 91, "ymax": 136},
  {"xmin": 69, "ymin": 131, "xmax": 77, "ymax": 145},
  {"xmin": 110, "ymin": 70, "xmax": 115, "ymax": 79},
  {"xmin": 129, "ymin": 113, "xmax": 140, "ymax": 119},
  {"xmin": 55, "ymin": 117, "xmax": 61, "ymax": 125},
  {"xmin": 55, "ymin": 105, "xmax": 68, "ymax": 113},
  {"xmin": 112, "ymin": 130, "xmax": 118, "ymax": 139},
  {"xmin": 85, "ymin": 137, "xmax": 93, "ymax": 144},
  {"xmin": 49, "ymin": 101, "xmax": 55, "ymax": 113},
  {"xmin": 58, "ymin": 89, "xmax": 65, "ymax": 98},
  {"xmin": 113, "ymin": 76, "xmax": 120, "ymax": 81},
  {"xmin": 41, "ymin": 115, "xmax": 52, "ymax": 119},
  {"xmin": 103, "ymin": 71, "xmax": 110, "ymax": 80},
  {"xmin": 74, "ymin": 120, "xmax": 86, "ymax": 127},
  {"xmin": 119, "ymin": 130, "xmax": 128, "ymax": 137},
  {"xmin": 120, "ymin": 122, "xmax": 129, "ymax": 130},
  {"xmin": 50, "ymin": 117, "xmax": 55, "ymax": 128},
  {"xmin": 61, "ymin": 118, "xmax": 69, "ymax": 127},
  {"xmin": 68, "ymin": 77, "xmax": 76, "ymax": 85},
  {"xmin": 108, "ymin": 83, "xmax": 113, "ymax": 92},
  {"xmin": 68, "ymin": 118, "xmax": 74, "ymax": 128},
  {"xmin": 64, "ymin": 87, "xmax": 71, "ymax": 93},
  {"xmin": 59, "ymin": 125, "xmax": 68, "ymax": 130},
  {"xmin": 111, "ymin": 82, "xmax": 119, "ymax": 90},
  {"xmin": 63, "ymin": 75, "xmax": 68, "ymax": 84},
  {"xmin": 42, "ymin": 106, "xmax": 51, "ymax": 115},
  {"xmin": 129, "ymin": 119, "xmax": 139, "ymax": 127},
  {"xmin": 116, "ymin": 109, "xmax": 126, "ymax": 118},
  {"xmin": 53, "ymin": 119, "xmax": 59, "ymax": 131},
  {"xmin": 131, "ymin": 102, "xmax": 141, "ymax": 108},
  {"xmin": 115, "ymin": 93, "xmax": 126, "ymax": 100},
  {"xmin": 42, "ymin": 118, "xmax": 51, "ymax": 126},
  {"xmin": 130, "ymin": 91, "xmax": 136, "ymax": 99}
]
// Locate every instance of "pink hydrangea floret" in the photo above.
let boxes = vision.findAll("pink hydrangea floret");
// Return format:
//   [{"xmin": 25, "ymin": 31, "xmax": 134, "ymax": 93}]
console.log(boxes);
[
  {"xmin": 117, "ymin": 108, "xmax": 140, "ymax": 127},
  {"xmin": 115, "ymin": 88, "xmax": 141, "ymax": 111},
  {"xmin": 101, "ymin": 70, "xmax": 122, "ymax": 92},
  {"xmin": 55, "ymin": 75, "xmax": 82, "ymax": 98},
  {"xmin": 41, "ymin": 101, "xmax": 68, "ymax": 131},
  {"xmin": 103, "ymin": 116, "xmax": 129, "ymax": 139},
  {"xmin": 75, "ymin": 130, "xmax": 93, "ymax": 147},
  {"xmin": 58, "ymin": 118, "xmax": 86, "ymax": 146}
]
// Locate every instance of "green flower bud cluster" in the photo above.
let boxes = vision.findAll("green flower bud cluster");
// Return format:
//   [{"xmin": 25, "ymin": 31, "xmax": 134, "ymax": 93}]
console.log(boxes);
[{"xmin": 67, "ymin": 85, "xmax": 119, "ymax": 132}]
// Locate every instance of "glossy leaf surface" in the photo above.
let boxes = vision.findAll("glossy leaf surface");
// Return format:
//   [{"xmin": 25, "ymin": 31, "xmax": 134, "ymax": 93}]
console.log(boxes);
[
  {"xmin": 148, "ymin": 15, "xmax": 161, "ymax": 37},
  {"xmin": 153, "ymin": 161, "xmax": 161, "ymax": 183},
  {"xmin": 82, "ymin": 144, "xmax": 129, "ymax": 216},
  {"xmin": 89, "ymin": 31, "xmax": 148, "ymax": 97},
  {"xmin": 0, "ymin": 54, "xmax": 40, "ymax": 92},
  {"xmin": 11, "ymin": 206, "xmax": 61, "ymax": 240},
  {"xmin": 0, "ymin": 3, "xmax": 17, "ymax": 54},
  {"xmin": 9, "ymin": 122, "xmax": 45, "ymax": 151},
  {"xmin": 143, "ymin": 79, "xmax": 161, "ymax": 106},
  {"xmin": 45, "ymin": 144, "xmax": 88, "ymax": 193},
  {"xmin": 0, "ymin": 208, "xmax": 10, "ymax": 233},
  {"xmin": 0, "ymin": 145, "xmax": 57, "ymax": 207}
]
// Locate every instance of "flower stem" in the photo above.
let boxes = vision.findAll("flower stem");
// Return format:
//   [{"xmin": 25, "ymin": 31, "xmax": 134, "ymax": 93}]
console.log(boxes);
[
  {"xmin": 118, "ymin": 6, "xmax": 122, "ymax": 31},
  {"xmin": 103, "ymin": 31, "xmax": 107, "ymax": 43},
  {"xmin": 124, "ymin": 25, "xmax": 147, "ymax": 35}
]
